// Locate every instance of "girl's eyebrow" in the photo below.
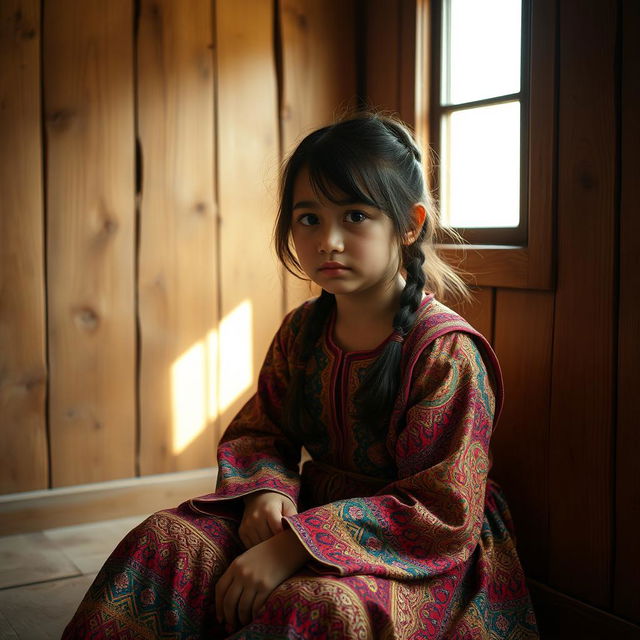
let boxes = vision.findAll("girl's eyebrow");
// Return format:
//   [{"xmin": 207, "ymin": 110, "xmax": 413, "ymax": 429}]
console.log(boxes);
[{"xmin": 292, "ymin": 200, "xmax": 319, "ymax": 210}]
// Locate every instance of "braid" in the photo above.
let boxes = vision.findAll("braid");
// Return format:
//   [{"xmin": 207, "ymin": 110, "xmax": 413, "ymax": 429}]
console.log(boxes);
[
  {"xmin": 381, "ymin": 119, "xmax": 423, "ymax": 164},
  {"xmin": 285, "ymin": 290, "xmax": 335, "ymax": 432},
  {"xmin": 355, "ymin": 242, "xmax": 427, "ymax": 429},
  {"xmin": 392, "ymin": 245, "xmax": 427, "ymax": 337}
]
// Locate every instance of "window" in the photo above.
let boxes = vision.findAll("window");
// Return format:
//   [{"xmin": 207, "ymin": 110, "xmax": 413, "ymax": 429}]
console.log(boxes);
[
  {"xmin": 414, "ymin": 0, "xmax": 555, "ymax": 289},
  {"xmin": 431, "ymin": 0, "xmax": 530, "ymax": 246}
]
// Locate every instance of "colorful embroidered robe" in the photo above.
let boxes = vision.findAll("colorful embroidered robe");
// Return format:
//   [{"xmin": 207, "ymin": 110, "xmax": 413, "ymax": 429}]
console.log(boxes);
[{"xmin": 63, "ymin": 295, "xmax": 539, "ymax": 639}]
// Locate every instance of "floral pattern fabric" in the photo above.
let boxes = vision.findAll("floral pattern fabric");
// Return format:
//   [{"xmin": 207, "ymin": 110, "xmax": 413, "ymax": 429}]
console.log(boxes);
[{"xmin": 63, "ymin": 295, "xmax": 538, "ymax": 639}]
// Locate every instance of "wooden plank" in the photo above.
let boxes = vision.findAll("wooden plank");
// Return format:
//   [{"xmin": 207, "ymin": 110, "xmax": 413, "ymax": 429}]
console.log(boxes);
[
  {"xmin": 0, "ymin": 532, "xmax": 80, "ymax": 589},
  {"xmin": 445, "ymin": 287, "xmax": 494, "ymax": 344},
  {"xmin": 216, "ymin": 0, "xmax": 283, "ymax": 429},
  {"xmin": 526, "ymin": 0, "xmax": 556, "ymax": 289},
  {"xmin": 548, "ymin": 0, "xmax": 616, "ymax": 606},
  {"xmin": 0, "ymin": 573, "xmax": 97, "ymax": 640},
  {"xmin": 280, "ymin": 0, "xmax": 357, "ymax": 146},
  {"xmin": 364, "ymin": 0, "xmax": 401, "ymax": 113},
  {"xmin": 398, "ymin": 0, "xmax": 417, "ymax": 127},
  {"xmin": 415, "ymin": 0, "xmax": 432, "ymax": 159},
  {"xmin": 439, "ymin": 246, "xmax": 529, "ymax": 289},
  {"xmin": 614, "ymin": 0, "xmax": 640, "ymax": 623},
  {"xmin": 529, "ymin": 579, "xmax": 640, "ymax": 640},
  {"xmin": 0, "ymin": 469, "xmax": 216, "ymax": 536},
  {"xmin": 364, "ymin": 0, "xmax": 417, "ymax": 127},
  {"xmin": 137, "ymin": 0, "xmax": 218, "ymax": 474},
  {"xmin": 279, "ymin": 0, "xmax": 358, "ymax": 311},
  {"xmin": 44, "ymin": 0, "xmax": 136, "ymax": 486},
  {"xmin": 492, "ymin": 289, "xmax": 553, "ymax": 582},
  {"xmin": 0, "ymin": 0, "xmax": 48, "ymax": 493}
]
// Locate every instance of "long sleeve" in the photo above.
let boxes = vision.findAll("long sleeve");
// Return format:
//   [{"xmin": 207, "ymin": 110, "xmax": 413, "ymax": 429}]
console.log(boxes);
[
  {"xmin": 284, "ymin": 331, "xmax": 497, "ymax": 579},
  {"xmin": 192, "ymin": 307, "xmax": 305, "ymax": 512}
]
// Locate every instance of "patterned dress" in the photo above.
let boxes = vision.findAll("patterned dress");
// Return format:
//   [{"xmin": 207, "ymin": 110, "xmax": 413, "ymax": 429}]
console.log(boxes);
[{"xmin": 63, "ymin": 295, "xmax": 539, "ymax": 639}]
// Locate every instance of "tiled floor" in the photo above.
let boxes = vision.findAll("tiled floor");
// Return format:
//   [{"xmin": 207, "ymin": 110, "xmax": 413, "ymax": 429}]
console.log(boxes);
[{"xmin": 0, "ymin": 514, "xmax": 149, "ymax": 639}]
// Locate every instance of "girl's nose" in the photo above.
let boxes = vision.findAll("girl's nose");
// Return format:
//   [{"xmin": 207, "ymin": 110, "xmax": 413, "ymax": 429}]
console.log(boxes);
[{"xmin": 318, "ymin": 224, "xmax": 344, "ymax": 254}]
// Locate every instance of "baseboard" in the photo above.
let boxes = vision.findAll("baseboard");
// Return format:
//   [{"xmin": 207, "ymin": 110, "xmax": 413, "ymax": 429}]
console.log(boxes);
[
  {"xmin": 0, "ymin": 468, "xmax": 218, "ymax": 535},
  {"xmin": 528, "ymin": 578, "xmax": 640, "ymax": 639}
]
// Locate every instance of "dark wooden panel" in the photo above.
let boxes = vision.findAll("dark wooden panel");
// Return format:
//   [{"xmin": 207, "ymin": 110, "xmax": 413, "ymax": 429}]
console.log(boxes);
[
  {"xmin": 45, "ymin": 0, "xmax": 136, "ymax": 486},
  {"xmin": 492, "ymin": 289, "xmax": 554, "ymax": 582},
  {"xmin": 364, "ymin": 0, "xmax": 416, "ymax": 127},
  {"xmin": 137, "ymin": 0, "xmax": 218, "ymax": 474},
  {"xmin": 614, "ymin": 0, "xmax": 640, "ymax": 623},
  {"xmin": 446, "ymin": 287, "xmax": 494, "ymax": 344},
  {"xmin": 548, "ymin": 0, "xmax": 617, "ymax": 606},
  {"xmin": 526, "ymin": 0, "xmax": 556, "ymax": 289},
  {"xmin": 0, "ymin": 0, "xmax": 48, "ymax": 493},
  {"xmin": 529, "ymin": 580, "xmax": 640, "ymax": 640}
]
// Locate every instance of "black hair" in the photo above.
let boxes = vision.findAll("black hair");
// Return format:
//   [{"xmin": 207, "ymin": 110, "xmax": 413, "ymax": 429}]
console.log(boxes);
[{"xmin": 274, "ymin": 112, "xmax": 467, "ymax": 431}]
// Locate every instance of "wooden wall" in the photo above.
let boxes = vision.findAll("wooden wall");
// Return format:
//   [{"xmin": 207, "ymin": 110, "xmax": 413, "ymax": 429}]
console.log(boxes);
[
  {"xmin": 2, "ymin": 0, "xmax": 639, "ymax": 635},
  {"xmin": 364, "ymin": 0, "xmax": 639, "ymax": 636},
  {"xmin": 0, "ymin": 0, "xmax": 358, "ymax": 494}
]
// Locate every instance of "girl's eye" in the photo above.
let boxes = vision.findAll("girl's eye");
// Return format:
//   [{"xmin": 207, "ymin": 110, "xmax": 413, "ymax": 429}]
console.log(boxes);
[
  {"xmin": 345, "ymin": 210, "xmax": 367, "ymax": 223},
  {"xmin": 297, "ymin": 213, "xmax": 319, "ymax": 226}
]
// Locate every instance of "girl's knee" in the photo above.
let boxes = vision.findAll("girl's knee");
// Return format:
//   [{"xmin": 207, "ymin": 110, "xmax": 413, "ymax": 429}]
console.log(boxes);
[{"xmin": 257, "ymin": 576, "xmax": 372, "ymax": 638}]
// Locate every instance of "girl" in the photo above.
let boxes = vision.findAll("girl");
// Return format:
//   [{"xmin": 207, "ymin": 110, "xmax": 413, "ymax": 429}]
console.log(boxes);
[{"xmin": 63, "ymin": 113, "xmax": 539, "ymax": 639}]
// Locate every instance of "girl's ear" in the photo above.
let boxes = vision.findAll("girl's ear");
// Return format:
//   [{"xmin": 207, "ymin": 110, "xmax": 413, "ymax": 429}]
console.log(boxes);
[{"xmin": 403, "ymin": 204, "xmax": 427, "ymax": 245}]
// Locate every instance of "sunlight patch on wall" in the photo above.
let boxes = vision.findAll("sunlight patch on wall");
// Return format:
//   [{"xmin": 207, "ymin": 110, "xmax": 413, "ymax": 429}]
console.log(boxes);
[
  {"xmin": 219, "ymin": 299, "xmax": 254, "ymax": 413},
  {"xmin": 206, "ymin": 328, "xmax": 219, "ymax": 422},
  {"xmin": 171, "ymin": 340, "xmax": 209, "ymax": 455},
  {"xmin": 170, "ymin": 299, "xmax": 254, "ymax": 455}
]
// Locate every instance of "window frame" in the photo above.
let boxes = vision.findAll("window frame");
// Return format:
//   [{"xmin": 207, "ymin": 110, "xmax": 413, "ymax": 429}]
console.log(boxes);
[{"xmin": 415, "ymin": 0, "xmax": 556, "ymax": 289}]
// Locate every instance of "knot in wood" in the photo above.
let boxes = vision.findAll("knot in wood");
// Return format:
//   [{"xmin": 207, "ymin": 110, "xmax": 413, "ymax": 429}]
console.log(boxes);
[
  {"xmin": 194, "ymin": 201, "xmax": 208, "ymax": 215},
  {"xmin": 48, "ymin": 109, "xmax": 75, "ymax": 133},
  {"xmin": 102, "ymin": 217, "xmax": 118, "ymax": 234},
  {"xmin": 74, "ymin": 306, "xmax": 100, "ymax": 331},
  {"xmin": 578, "ymin": 170, "xmax": 596, "ymax": 191}
]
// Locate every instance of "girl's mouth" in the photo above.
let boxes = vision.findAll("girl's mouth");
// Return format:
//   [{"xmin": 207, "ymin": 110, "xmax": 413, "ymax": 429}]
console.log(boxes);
[{"xmin": 318, "ymin": 262, "xmax": 351, "ymax": 275}]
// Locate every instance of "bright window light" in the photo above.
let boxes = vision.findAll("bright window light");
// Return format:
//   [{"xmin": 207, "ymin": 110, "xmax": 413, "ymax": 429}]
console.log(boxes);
[
  {"xmin": 438, "ymin": 0, "xmax": 524, "ymax": 233},
  {"xmin": 441, "ymin": 101, "xmax": 521, "ymax": 228},
  {"xmin": 444, "ymin": 0, "xmax": 522, "ymax": 105}
]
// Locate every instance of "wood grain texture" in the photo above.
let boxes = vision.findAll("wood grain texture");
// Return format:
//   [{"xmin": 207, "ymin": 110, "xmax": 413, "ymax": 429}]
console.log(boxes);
[
  {"xmin": 0, "ymin": 469, "xmax": 215, "ymax": 535},
  {"xmin": 492, "ymin": 289, "xmax": 554, "ymax": 581},
  {"xmin": 614, "ymin": 0, "xmax": 640, "ymax": 623},
  {"xmin": 137, "ymin": 0, "xmax": 218, "ymax": 474},
  {"xmin": 216, "ymin": 0, "xmax": 283, "ymax": 430},
  {"xmin": 548, "ymin": 0, "xmax": 616, "ymax": 606},
  {"xmin": 363, "ymin": 0, "xmax": 417, "ymax": 126},
  {"xmin": 526, "ymin": 0, "xmax": 556, "ymax": 289},
  {"xmin": 279, "ymin": 0, "xmax": 358, "ymax": 311},
  {"xmin": 44, "ymin": 0, "xmax": 136, "ymax": 487},
  {"xmin": 0, "ymin": 0, "xmax": 48, "ymax": 492},
  {"xmin": 0, "ymin": 573, "xmax": 96, "ymax": 640},
  {"xmin": 445, "ymin": 287, "xmax": 494, "ymax": 344},
  {"xmin": 439, "ymin": 246, "xmax": 529, "ymax": 289},
  {"xmin": 279, "ymin": 0, "xmax": 358, "ymax": 147}
]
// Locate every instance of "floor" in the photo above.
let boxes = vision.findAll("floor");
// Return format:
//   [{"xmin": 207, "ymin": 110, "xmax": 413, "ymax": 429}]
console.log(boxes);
[{"xmin": 0, "ymin": 514, "xmax": 150, "ymax": 639}]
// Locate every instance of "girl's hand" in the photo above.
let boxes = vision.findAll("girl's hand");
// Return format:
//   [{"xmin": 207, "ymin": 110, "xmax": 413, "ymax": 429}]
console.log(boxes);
[
  {"xmin": 215, "ymin": 529, "xmax": 310, "ymax": 631},
  {"xmin": 239, "ymin": 491, "xmax": 298, "ymax": 549}
]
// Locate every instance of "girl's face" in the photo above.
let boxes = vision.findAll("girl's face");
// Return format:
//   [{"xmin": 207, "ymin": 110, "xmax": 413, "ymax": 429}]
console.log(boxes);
[{"xmin": 291, "ymin": 166, "xmax": 402, "ymax": 298}]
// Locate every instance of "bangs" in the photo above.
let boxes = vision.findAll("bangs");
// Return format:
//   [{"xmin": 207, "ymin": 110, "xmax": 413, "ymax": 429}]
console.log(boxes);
[{"xmin": 305, "ymin": 138, "xmax": 388, "ymax": 212}]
